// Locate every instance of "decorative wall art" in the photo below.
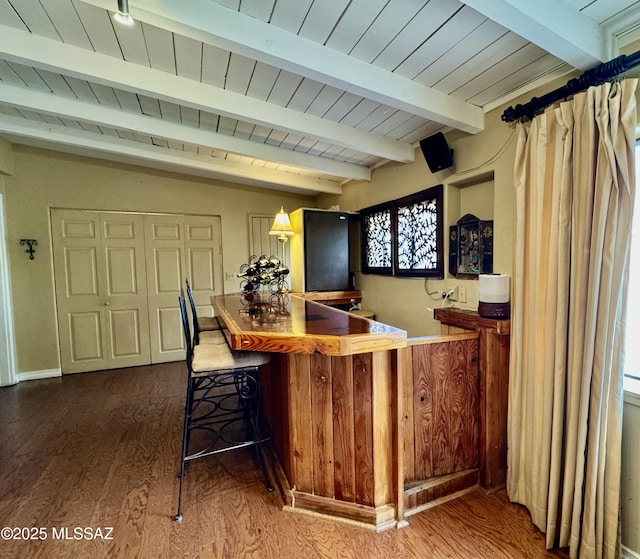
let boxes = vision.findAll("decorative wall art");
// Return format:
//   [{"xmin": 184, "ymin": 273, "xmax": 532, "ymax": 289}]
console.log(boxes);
[{"xmin": 449, "ymin": 214, "xmax": 493, "ymax": 277}]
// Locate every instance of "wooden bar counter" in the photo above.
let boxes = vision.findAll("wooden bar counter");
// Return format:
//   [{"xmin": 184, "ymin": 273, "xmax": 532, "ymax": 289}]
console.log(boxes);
[{"xmin": 213, "ymin": 292, "xmax": 407, "ymax": 530}]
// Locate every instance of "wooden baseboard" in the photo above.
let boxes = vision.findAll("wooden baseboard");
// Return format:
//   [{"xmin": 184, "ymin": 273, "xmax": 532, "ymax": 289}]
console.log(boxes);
[
  {"xmin": 286, "ymin": 491, "xmax": 396, "ymax": 531},
  {"xmin": 404, "ymin": 468, "xmax": 479, "ymax": 515},
  {"xmin": 18, "ymin": 368, "xmax": 62, "ymax": 382}
]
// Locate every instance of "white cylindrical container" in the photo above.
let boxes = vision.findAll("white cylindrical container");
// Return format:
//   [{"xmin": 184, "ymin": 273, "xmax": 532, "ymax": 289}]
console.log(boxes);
[{"xmin": 478, "ymin": 274, "xmax": 510, "ymax": 318}]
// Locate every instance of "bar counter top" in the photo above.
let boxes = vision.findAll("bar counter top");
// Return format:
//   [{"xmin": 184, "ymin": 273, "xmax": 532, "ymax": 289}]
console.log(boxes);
[{"xmin": 213, "ymin": 292, "xmax": 406, "ymax": 356}]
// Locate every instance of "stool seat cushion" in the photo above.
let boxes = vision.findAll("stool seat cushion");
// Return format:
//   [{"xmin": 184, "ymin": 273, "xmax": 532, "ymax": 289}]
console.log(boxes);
[
  {"xmin": 192, "ymin": 344, "xmax": 271, "ymax": 374},
  {"xmin": 199, "ymin": 330, "xmax": 228, "ymax": 345},
  {"xmin": 198, "ymin": 316, "xmax": 220, "ymax": 331}
]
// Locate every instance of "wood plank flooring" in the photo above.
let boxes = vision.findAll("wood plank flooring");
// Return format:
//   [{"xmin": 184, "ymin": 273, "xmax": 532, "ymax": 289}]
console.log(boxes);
[{"xmin": 0, "ymin": 363, "xmax": 568, "ymax": 559}]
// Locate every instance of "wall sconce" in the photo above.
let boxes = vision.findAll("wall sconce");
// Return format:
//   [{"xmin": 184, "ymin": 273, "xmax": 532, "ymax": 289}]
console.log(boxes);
[
  {"xmin": 113, "ymin": 0, "xmax": 134, "ymax": 25},
  {"xmin": 269, "ymin": 207, "xmax": 295, "ymax": 263},
  {"xmin": 20, "ymin": 239, "xmax": 38, "ymax": 260}
]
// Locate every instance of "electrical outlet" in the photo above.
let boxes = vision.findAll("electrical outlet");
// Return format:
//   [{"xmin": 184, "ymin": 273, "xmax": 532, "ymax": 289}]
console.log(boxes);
[
  {"xmin": 458, "ymin": 285, "xmax": 467, "ymax": 303},
  {"xmin": 225, "ymin": 272, "xmax": 236, "ymax": 281},
  {"xmin": 446, "ymin": 286, "xmax": 458, "ymax": 301}
]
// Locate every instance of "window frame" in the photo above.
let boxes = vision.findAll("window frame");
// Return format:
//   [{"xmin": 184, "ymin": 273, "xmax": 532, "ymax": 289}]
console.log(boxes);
[
  {"xmin": 360, "ymin": 185, "xmax": 444, "ymax": 279},
  {"xmin": 360, "ymin": 201, "xmax": 394, "ymax": 276}
]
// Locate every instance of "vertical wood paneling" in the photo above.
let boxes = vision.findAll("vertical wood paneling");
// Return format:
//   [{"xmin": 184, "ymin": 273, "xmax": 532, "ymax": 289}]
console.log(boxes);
[
  {"xmin": 310, "ymin": 354, "xmax": 334, "ymax": 497},
  {"xmin": 407, "ymin": 335, "xmax": 479, "ymax": 483},
  {"xmin": 481, "ymin": 330, "xmax": 509, "ymax": 488},
  {"xmin": 332, "ymin": 355, "xmax": 355, "ymax": 501},
  {"xmin": 353, "ymin": 353, "xmax": 374, "ymax": 506},
  {"xmin": 412, "ymin": 344, "xmax": 434, "ymax": 480},
  {"xmin": 428, "ymin": 341, "xmax": 452, "ymax": 476},
  {"xmin": 289, "ymin": 353, "xmax": 313, "ymax": 493},
  {"xmin": 372, "ymin": 350, "xmax": 393, "ymax": 507},
  {"xmin": 464, "ymin": 338, "xmax": 479, "ymax": 469}
]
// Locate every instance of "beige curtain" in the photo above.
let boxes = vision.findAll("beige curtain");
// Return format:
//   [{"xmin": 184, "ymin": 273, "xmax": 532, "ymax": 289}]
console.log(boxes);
[{"xmin": 508, "ymin": 79, "xmax": 637, "ymax": 559}]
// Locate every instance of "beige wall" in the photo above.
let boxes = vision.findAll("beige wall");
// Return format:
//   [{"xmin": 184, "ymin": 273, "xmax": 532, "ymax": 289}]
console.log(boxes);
[
  {"xmin": 3, "ymin": 145, "xmax": 313, "ymax": 373},
  {"xmin": 0, "ymin": 138, "xmax": 12, "ymax": 177},
  {"xmin": 318, "ymin": 105, "xmax": 516, "ymax": 336}
]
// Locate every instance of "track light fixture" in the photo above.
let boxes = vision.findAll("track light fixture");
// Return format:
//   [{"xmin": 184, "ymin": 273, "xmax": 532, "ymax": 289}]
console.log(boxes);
[{"xmin": 113, "ymin": 0, "xmax": 134, "ymax": 26}]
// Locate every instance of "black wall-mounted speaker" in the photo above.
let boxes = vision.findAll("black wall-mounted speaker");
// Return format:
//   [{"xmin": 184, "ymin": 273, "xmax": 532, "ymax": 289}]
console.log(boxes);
[{"xmin": 419, "ymin": 132, "xmax": 454, "ymax": 173}]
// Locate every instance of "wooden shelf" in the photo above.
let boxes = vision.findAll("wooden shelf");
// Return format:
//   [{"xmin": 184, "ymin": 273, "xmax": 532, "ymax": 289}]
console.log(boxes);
[{"xmin": 434, "ymin": 308, "xmax": 509, "ymax": 334}]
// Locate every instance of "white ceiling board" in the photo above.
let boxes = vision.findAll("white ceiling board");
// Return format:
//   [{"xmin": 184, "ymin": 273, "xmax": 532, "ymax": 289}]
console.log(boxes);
[
  {"xmin": 112, "ymin": 18, "xmax": 150, "ymax": 66},
  {"xmin": 142, "ymin": 24, "xmax": 176, "ymax": 74},
  {"xmin": 238, "ymin": 0, "xmax": 276, "ymax": 22},
  {"xmin": 269, "ymin": 0, "xmax": 313, "ymax": 34},
  {"xmin": 0, "ymin": 25, "xmax": 414, "ymax": 161},
  {"xmin": 246, "ymin": 63, "xmax": 281, "ymax": 101},
  {"xmin": 138, "ymin": 95, "xmax": 162, "ymax": 118},
  {"xmin": 581, "ymin": 0, "xmax": 640, "ymax": 23},
  {"xmin": 5, "ymin": 62, "xmax": 49, "ymax": 91},
  {"xmin": 298, "ymin": 0, "xmax": 351, "ymax": 44},
  {"xmin": 34, "ymin": 69, "xmax": 76, "ymax": 98},
  {"xmin": 0, "ymin": 84, "xmax": 371, "ymax": 180},
  {"xmin": 201, "ymin": 44, "xmax": 230, "ymax": 88},
  {"xmin": 90, "ymin": 83, "xmax": 123, "ymax": 109},
  {"xmin": 39, "ymin": 0, "xmax": 93, "ymax": 49},
  {"xmin": 81, "ymin": 0, "xmax": 484, "ymax": 132},
  {"xmin": 267, "ymin": 70, "xmax": 303, "ymax": 107},
  {"xmin": 324, "ymin": 0, "xmax": 389, "ymax": 53},
  {"xmin": 349, "ymin": 0, "xmax": 432, "ymax": 64},
  {"xmin": 225, "ymin": 53, "xmax": 257, "ymax": 94},
  {"xmin": 395, "ymin": 7, "xmax": 488, "ymax": 81},
  {"xmin": 435, "ymin": 31, "xmax": 529, "ymax": 95},
  {"xmin": 374, "ymin": 0, "xmax": 465, "ymax": 72},
  {"xmin": 174, "ymin": 35, "xmax": 202, "ymax": 81},
  {"xmin": 180, "ymin": 106, "xmax": 199, "ymax": 128},
  {"xmin": 64, "ymin": 75, "xmax": 100, "ymax": 103},
  {"xmin": 7, "ymin": 0, "xmax": 60, "ymax": 39},
  {"xmin": 456, "ymin": 45, "xmax": 560, "ymax": 103},
  {"xmin": 0, "ymin": 0, "xmax": 27, "ymax": 30},
  {"xmin": 286, "ymin": 78, "xmax": 324, "ymax": 112},
  {"xmin": 198, "ymin": 110, "xmax": 219, "ymax": 132},
  {"xmin": 0, "ymin": 59, "xmax": 25, "ymax": 86},
  {"xmin": 0, "ymin": 114, "xmax": 343, "ymax": 194},
  {"xmin": 71, "ymin": 1, "xmax": 123, "ymax": 58}
]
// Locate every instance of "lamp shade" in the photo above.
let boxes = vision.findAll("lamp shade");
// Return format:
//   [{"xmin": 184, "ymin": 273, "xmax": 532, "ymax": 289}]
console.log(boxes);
[{"xmin": 269, "ymin": 207, "xmax": 294, "ymax": 237}]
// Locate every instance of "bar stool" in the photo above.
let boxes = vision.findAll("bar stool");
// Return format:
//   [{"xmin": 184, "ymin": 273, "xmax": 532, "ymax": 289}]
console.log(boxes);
[
  {"xmin": 185, "ymin": 279, "xmax": 220, "ymax": 346},
  {"xmin": 175, "ymin": 290, "xmax": 274, "ymax": 522}
]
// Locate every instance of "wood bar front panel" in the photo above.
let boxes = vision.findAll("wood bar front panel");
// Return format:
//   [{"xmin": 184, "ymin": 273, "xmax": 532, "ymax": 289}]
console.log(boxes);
[
  {"xmin": 434, "ymin": 308, "xmax": 510, "ymax": 491},
  {"xmin": 404, "ymin": 335, "xmax": 479, "ymax": 484},
  {"xmin": 279, "ymin": 351, "xmax": 394, "ymax": 513}
]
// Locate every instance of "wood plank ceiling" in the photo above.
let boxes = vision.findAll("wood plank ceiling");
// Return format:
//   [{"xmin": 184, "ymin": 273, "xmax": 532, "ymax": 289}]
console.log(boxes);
[{"xmin": 0, "ymin": 0, "xmax": 639, "ymax": 194}]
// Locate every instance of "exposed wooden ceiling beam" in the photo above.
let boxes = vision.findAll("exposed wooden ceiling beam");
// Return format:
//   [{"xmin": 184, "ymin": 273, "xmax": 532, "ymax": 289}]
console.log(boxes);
[
  {"xmin": 0, "ymin": 84, "xmax": 370, "ymax": 181},
  {"xmin": 0, "ymin": 115, "xmax": 342, "ymax": 195},
  {"xmin": 459, "ymin": 0, "xmax": 609, "ymax": 70},
  {"xmin": 0, "ymin": 25, "xmax": 412, "ymax": 163},
  {"xmin": 81, "ymin": 0, "xmax": 485, "ymax": 134}
]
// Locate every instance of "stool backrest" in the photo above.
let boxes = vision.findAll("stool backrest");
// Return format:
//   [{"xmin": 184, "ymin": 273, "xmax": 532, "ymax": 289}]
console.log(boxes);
[
  {"xmin": 185, "ymin": 279, "xmax": 201, "ymax": 345},
  {"xmin": 178, "ymin": 289, "xmax": 194, "ymax": 366}
]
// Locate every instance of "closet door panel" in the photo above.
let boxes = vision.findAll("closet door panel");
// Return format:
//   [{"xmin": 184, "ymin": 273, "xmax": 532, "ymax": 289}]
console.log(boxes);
[{"xmin": 145, "ymin": 215, "xmax": 186, "ymax": 363}]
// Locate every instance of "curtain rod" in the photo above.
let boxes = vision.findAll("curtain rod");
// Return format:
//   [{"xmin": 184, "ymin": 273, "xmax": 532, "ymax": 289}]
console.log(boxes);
[{"xmin": 501, "ymin": 49, "xmax": 640, "ymax": 123}]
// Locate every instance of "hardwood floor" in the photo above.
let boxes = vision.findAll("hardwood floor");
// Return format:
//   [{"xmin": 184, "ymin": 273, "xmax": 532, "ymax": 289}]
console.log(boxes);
[{"xmin": 0, "ymin": 363, "xmax": 568, "ymax": 559}]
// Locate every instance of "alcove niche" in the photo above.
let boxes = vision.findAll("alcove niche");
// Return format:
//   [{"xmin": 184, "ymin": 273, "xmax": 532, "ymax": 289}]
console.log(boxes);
[{"xmin": 445, "ymin": 171, "xmax": 495, "ymax": 278}]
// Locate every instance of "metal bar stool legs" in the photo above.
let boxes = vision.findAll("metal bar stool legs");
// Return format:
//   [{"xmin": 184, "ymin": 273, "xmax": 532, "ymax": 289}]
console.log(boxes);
[{"xmin": 174, "ymin": 291, "xmax": 273, "ymax": 522}]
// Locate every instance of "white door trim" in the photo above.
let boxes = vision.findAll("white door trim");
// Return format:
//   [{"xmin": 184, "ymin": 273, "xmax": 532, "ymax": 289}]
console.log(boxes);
[{"xmin": 0, "ymin": 192, "xmax": 17, "ymax": 386}]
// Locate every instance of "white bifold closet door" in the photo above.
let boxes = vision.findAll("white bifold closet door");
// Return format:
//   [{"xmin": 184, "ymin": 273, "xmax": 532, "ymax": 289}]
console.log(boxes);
[{"xmin": 52, "ymin": 210, "xmax": 222, "ymax": 374}]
